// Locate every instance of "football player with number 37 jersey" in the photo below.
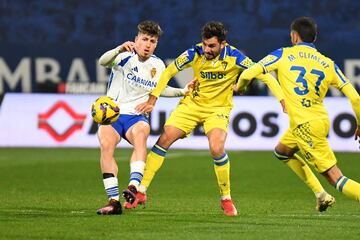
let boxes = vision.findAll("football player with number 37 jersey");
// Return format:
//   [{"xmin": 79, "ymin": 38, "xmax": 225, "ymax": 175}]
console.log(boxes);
[
  {"xmin": 257, "ymin": 42, "xmax": 350, "ymax": 129},
  {"xmin": 237, "ymin": 17, "xmax": 360, "ymax": 209}
]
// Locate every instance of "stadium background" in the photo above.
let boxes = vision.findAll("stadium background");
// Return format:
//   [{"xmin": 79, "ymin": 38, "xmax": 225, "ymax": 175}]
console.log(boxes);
[
  {"xmin": 0, "ymin": 0, "xmax": 359, "ymax": 150},
  {"xmin": 1, "ymin": 0, "xmax": 360, "ymax": 95}
]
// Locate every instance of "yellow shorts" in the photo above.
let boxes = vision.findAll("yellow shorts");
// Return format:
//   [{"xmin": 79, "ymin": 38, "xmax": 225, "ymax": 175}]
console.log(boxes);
[
  {"xmin": 165, "ymin": 101, "xmax": 231, "ymax": 135},
  {"xmin": 279, "ymin": 119, "xmax": 337, "ymax": 173}
]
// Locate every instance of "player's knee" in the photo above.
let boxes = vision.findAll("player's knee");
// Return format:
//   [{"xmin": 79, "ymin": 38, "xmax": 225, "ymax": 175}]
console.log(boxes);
[
  {"xmin": 157, "ymin": 131, "xmax": 178, "ymax": 149},
  {"xmin": 130, "ymin": 132, "xmax": 147, "ymax": 146},
  {"xmin": 210, "ymin": 144, "xmax": 224, "ymax": 157},
  {"xmin": 99, "ymin": 137, "xmax": 116, "ymax": 152},
  {"xmin": 131, "ymin": 122, "xmax": 150, "ymax": 136},
  {"xmin": 274, "ymin": 149, "xmax": 292, "ymax": 161}
]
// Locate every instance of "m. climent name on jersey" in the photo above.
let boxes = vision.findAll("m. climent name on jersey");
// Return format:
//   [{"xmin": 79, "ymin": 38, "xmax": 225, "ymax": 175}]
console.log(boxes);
[{"xmin": 288, "ymin": 52, "xmax": 330, "ymax": 69}]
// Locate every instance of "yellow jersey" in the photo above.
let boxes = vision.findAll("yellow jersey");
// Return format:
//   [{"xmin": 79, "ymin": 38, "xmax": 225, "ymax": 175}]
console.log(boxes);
[
  {"xmin": 152, "ymin": 43, "xmax": 255, "ymax": 109},
  {"xmin": 259, "ymin": 42, "xmax": 350, "ymax": 127}
]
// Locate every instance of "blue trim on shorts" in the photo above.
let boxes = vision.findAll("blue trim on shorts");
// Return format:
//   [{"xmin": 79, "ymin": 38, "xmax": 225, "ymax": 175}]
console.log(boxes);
[{"xmin": 111, "ymin": 114, "xmax": 149, "ymax": 143}]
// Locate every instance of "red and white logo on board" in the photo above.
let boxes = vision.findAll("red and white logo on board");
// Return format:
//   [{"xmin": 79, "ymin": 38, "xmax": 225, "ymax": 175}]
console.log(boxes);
[{"xmin": 38, "ymin": 101, "xmax": 87, "ymax": 142}]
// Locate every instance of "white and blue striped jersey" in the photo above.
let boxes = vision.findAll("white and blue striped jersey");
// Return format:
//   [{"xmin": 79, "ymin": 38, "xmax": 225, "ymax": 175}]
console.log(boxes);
[{"xmin": 107, "ymin": 51, "xmax": 166, "ymax": 115}]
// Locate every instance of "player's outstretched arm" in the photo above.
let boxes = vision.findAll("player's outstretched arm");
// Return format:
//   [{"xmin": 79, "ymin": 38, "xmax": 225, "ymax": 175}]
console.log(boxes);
[
  {"xmin": 235, "ymin": 63, "xmax": 286, "ymax": 112},
  {"xmin": 256, "ymin": 73, "xmax": 284, "ymax": 101},
  {"xmin": 98, "ymin": 41, "xmax": 135, "ymax": 67},
  {"xmin": 341, "ymin": 83, "xmax": 360, "ymax": 147},
  {"xmin": 234, "ymin": 63, "xmax": 264, "ymax": 94},
  {"xmin": 151, "ymin": 62, "xmax": 179, "ymax": 97},
  {"xmin": 160, "ymin": 78, "xmax": 198, "ymax": 97},
  {"xmin": 136, "ymin": 61, "xmax": 181, "ymax": 113},
  {"xmin": 257, "ymin": 73, "xmax": 286, "ymax": 113},
  {"xmin": 136, "ymin": 95, "xmax": 157, "ymax": 114}
]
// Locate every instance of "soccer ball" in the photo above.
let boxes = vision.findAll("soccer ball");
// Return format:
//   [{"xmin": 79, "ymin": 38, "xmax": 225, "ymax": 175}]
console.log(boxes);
[{"xmin": 91, "ymin": 96, "xmax": 120, "ymax": 125}]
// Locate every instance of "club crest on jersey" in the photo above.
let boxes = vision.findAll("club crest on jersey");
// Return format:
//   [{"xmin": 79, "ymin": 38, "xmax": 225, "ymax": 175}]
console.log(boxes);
[
  {"xmin": 151, "ymin": 68, "xmax": 156, "ymax": 78},
  {"xmin": 222, "ymin": 61, "xmax": 228, "ymax": 70},
  {"xmin": 201, "ymin": 57, "xmax": 206, "ymax": 66}
]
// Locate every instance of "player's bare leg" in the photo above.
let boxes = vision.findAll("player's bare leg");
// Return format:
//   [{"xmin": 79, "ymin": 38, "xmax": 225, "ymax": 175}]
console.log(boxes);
[
  {"xmin": 97, "ymin": 125, "xmax": 122, "ymax": 215},
  {"xmin": 99, "ymin": 125, "xmax": 120, "ymax": 175},
  {"xmin": 138, "ymin": 125, "xmax": 186, "ymax": 193},
  {"xmin": 322, "ymin": 165, "xmax": 360, "ymax": 202},
  {"xmin": 122, "ymin": 121, "xmax": 150, "ymax": 208},
  {"xmin": 274, "ymin": 142, "xmax": 334, "ymax": 211},
  {"xmin": 207, "ymin": 128, "xmax": 237, "ymax": 216}
]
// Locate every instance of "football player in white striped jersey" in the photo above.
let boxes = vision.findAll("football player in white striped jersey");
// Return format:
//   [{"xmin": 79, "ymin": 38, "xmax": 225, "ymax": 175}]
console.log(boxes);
[{"xmin": 96, "ymin": 20, "xmax": 194, "ymax": 214}]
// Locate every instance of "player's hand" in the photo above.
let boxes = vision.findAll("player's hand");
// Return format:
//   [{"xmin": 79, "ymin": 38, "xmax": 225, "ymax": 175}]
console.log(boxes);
[
  {"xmin": 136, "ymin": 95, "xmax": 158, "ymax": 114},
  {"xmin": 136, "ymin": 102, "xmax": 154, "ymax": 114},
  {"xmin": 232, "ymin": 83, "xmax": 246, "ymax": 95},
  {"xmin": 280, "ymin": 99, "xmax": 287, "ymax": 113},
  {"xmin": 355, "ymin": 126, "xmax": 360, "ymax": 149},
  {"xmin": 182, "ymin": 78, "xmax": 198, "ymax": 96},
  {"xmin": 119, "ymin": 41, "xmax": 135, "ymax": 52}
]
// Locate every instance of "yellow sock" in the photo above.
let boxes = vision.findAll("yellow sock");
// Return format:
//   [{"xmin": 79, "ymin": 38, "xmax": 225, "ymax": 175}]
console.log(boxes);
[
  {"xmin": 334, "ymin": 176, "xmax": 360, "ymax": 202},
  {"xmin": 275, "ymin": 152, "xmax": 324, "ymax": 193},
  {"xmin": 141, "ymin": 144, "xmax": 167, "ymax": 188},
  {"xmin": 213, "ymin": 153, "xmax": 231, "ymax": 197}
]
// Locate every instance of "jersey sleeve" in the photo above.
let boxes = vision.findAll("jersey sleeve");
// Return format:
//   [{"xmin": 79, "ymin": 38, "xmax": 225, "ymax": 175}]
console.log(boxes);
[
  {"xmin": 331, "ymin": 63, "xmax": 350, "ymax": 90},
  {"xmin": 160, "ymin": 86, "xmax": 184, "ymax": 97},
  {"xmin": 112, "ymin": 54, "xmax": 123, "ymax": 66},
  {"xmin": 151, "ymin": 62, "xmax": 180, "ymax": 98},
  {"xmin": 112, "ymin": 52, "xmax": 132, "ymax": 68},
  {"xmin": 174, "ymin": 47, "xmax": 197, "ymax": 71},
  {"xmin": 258, "ymin": 48, "xmax": 283, "ymax": 73},
  {"xmin": 236, "ymin": 55, "xmax": 255, "ymax": 70},
  {"xmin": 237, "ymin": 63, "xmax": 284, "ymax": 101},
  {"xmin": 99, "ymin": 46, "xmax": 122, "ymax": 68},
  {"xmin": 228, "ymin": 47, "xmax": 255, "ymax": 70}
]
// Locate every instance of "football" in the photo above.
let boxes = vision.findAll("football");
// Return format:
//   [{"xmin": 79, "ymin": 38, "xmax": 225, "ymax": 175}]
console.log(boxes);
[{"xmin": 91, "ymin": 96, "xmax": 120, "ymax": 125}]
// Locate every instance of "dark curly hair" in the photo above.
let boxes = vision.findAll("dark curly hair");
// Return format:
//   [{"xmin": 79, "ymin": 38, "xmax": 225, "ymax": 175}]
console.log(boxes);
[
  {"xmin": 201, "ymin": 21, "xmax": 228, "ymax": 42},
  {"xmin": 137, "ymin": 20, "xmax": 163, "ymax": 38}
]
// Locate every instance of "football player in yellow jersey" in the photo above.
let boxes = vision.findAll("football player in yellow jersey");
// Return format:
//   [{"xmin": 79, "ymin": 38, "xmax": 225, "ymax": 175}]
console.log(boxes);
[
  {"xmin": 126, "ymin": 21, "xmax": 285, "ymax": 216},
  {"xmin": 236, "ymin": 17, "xmax": 360, "ymax": 209}
]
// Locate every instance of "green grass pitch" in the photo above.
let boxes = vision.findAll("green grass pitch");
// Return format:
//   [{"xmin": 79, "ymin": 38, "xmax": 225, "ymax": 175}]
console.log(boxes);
[{"xmin": 0, "ymin": 148, "xmax": 360, "ymax": 239}]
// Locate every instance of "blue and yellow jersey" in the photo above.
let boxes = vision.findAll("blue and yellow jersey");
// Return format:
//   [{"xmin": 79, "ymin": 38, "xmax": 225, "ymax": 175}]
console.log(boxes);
[
  {"xmin": 152, "ymin": 43, "xmax": 254, "ymax": 108},
  {"xmin": 258, "ymin": 42, "xmax": 350, "ymax": 127}
]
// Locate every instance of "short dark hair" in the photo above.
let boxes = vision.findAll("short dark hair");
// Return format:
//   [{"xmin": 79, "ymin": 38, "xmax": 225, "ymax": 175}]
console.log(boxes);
[
  {"xmin": 291, "ymin": 17, "xmax": 317, "ymax": 43},
  {"xmin": 201, "ymin": 21, "xmax": 228, "ymax": 42},
  {"xmin": 137, "ymin": 20, "xmax": 163, "ymax": 38}
]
